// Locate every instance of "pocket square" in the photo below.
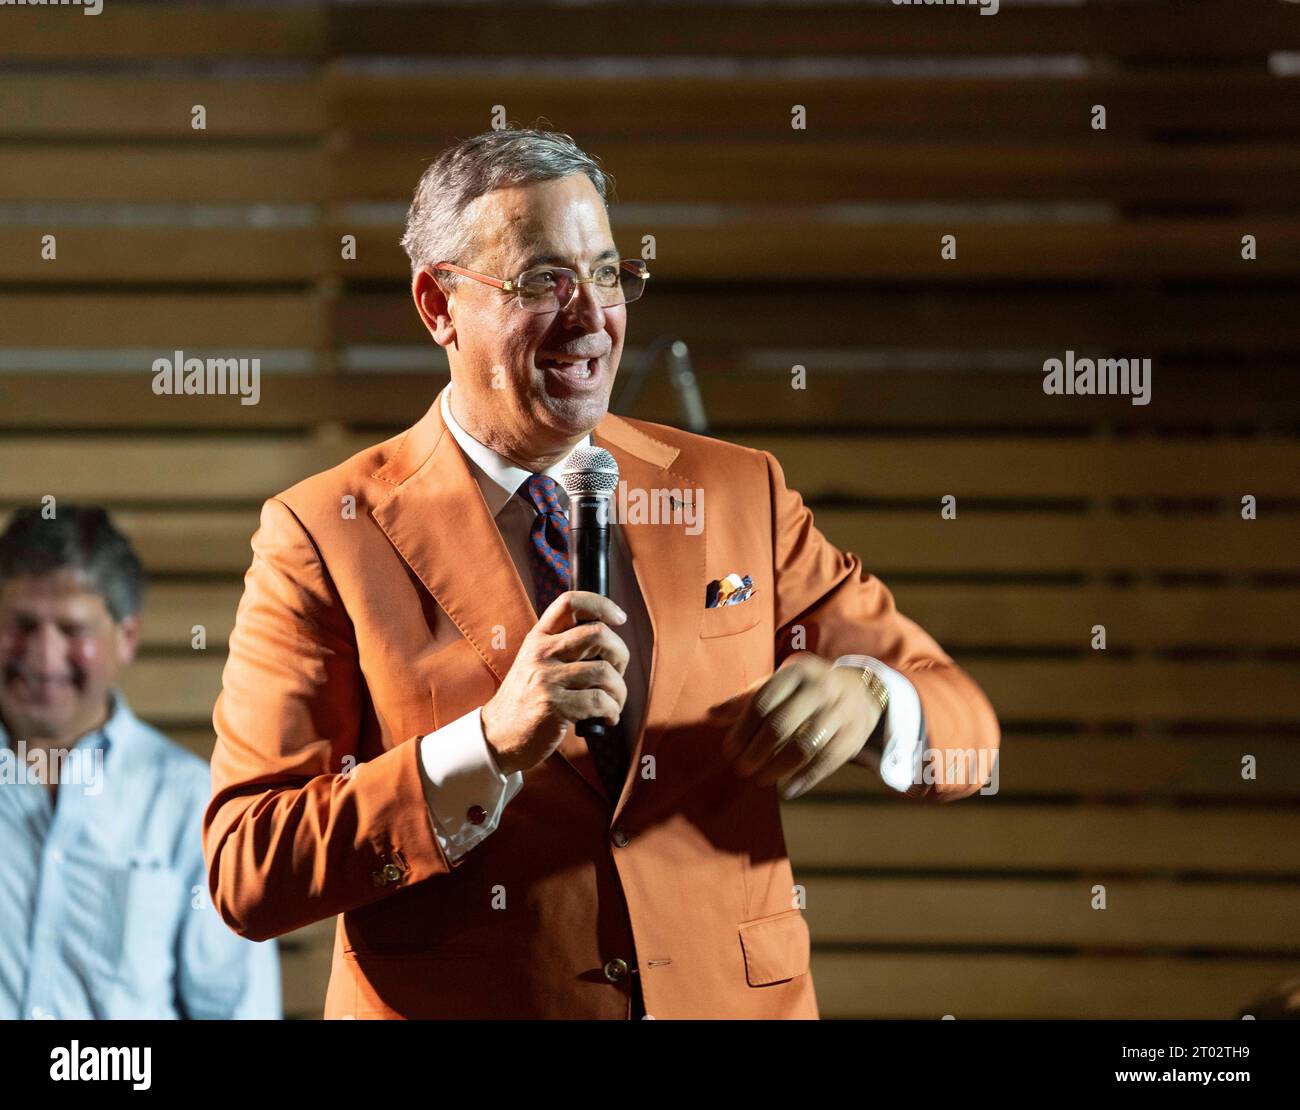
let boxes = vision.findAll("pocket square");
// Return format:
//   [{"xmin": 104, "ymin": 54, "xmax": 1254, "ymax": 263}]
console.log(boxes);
[{"xmin": 705, "ymin": 573, "xmax": 756, "ymax": 608}]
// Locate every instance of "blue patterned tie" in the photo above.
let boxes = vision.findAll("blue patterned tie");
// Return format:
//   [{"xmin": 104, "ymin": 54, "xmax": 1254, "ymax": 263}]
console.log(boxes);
[
  {"xmin": 519, "ymin": 474, "xmax": 572, "ymax": 615},
  {"xmin": 517, "ymin": 473, "xmax": 629, "ymax": 805}
]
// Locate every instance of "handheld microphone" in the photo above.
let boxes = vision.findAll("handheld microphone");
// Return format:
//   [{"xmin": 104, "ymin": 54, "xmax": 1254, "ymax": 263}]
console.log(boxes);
[{"xmin": 560, "ymin": 446, "xmax": 620, "ymax": 743}]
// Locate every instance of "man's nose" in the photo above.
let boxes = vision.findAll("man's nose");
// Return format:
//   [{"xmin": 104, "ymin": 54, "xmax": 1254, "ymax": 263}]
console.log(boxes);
[
  {"xmin": 560, "ymin": 278, "xmax": 607, "ymax": 330},
  {"xmin": 23, "ymin": 625, "xmax": 68, "ymax": 673}
]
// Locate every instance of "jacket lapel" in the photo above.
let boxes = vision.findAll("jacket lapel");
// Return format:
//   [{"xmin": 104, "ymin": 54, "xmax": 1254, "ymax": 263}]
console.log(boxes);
[
  {"xmin": 370, "ymin": 387, "xmax": 536, "ymax": 688},
  {"xmin": 590, "ymin": 415, "xmax": 705, "ymax": 817}
]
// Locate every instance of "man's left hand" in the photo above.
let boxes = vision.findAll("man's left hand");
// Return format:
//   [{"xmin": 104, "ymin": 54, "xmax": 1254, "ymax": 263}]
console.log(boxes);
[{"xmin": 720, "ymin": 652, "xmax": 883, "ymax": 801}]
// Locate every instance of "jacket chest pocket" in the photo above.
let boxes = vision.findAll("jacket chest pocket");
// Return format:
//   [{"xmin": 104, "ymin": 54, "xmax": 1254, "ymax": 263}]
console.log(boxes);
[{"xmin": 700, "ymin": 600, "xmax": 761, "ymax": 638}]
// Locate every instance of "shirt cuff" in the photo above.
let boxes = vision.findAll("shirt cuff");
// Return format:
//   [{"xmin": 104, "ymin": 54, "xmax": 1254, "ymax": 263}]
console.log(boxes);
[
  {"xmin": 417, "ymin": 706, "xmax": 524, "ymax": 865},
  {"xmin": 834, "ymin": 655, "xmax": 926, "ymax": 794}
]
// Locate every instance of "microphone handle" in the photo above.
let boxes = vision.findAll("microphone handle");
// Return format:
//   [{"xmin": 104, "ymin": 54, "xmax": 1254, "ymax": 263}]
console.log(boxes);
[{"xmin": 569, "ymin": 495, "xmax": 611, "ymax": 740}]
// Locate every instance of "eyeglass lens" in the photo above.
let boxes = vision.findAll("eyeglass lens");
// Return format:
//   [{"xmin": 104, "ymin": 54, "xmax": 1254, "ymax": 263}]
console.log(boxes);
[{"xmin": 515, "ymin": 262, "xmax": 645, "ymax": 313}]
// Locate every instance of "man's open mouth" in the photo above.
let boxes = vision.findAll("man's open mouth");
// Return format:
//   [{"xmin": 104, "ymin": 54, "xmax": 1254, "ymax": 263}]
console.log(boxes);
[
  {"xmin": 537, "ymin": 357, "xmax": 598, "ymax": 382},
  {"xmin": 535, "ymin": 361, "xmax": 595, "ymax": 376}
]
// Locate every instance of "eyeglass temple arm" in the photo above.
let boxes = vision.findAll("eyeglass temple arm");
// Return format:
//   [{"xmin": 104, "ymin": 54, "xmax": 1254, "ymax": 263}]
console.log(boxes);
[{"xmin": 428, "ymin": 261, "xmax": 513, "ymax": 291}]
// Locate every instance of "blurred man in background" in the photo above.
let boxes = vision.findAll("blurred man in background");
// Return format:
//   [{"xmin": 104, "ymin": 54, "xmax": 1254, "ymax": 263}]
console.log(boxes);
[{"xmin": 0, "ymin": 505, "xmax": 280, "ymax": 1019}]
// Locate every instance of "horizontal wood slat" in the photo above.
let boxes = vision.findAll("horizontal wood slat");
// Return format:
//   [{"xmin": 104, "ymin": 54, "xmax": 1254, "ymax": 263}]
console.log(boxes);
[
  {"xmin": 116, "ymin": 655, "xmax": 1298, "ymax": 723},
  {"xmin": 329, "ymin": 2, "xmax": 1300, "ymax": 61},
  {"xmin": 140, "ymin": 584, "xmax": 242, "ymax": 650},
  {"xmin": 3, "ymin": 5, "xmax": 326, "ymax": 59},
  {"xmin": 35, "ymin": 509, "xmax": 1293, "ymax": 576},
  {"xmin": 4, "ymin": 371, "xmax": 1300, "ymax": 431},
  {"xmin": 343, "ymin": 219, "xmax": 1300, "ymax": 281},
  {"xmin": 1, "ymin": 437, "xmax": 355, "ymax": 501},
  {"xmin": 803, "ymin": 876, "xmax": 1300, "ymax": 950},
  {"xmin": 7, "ymin": 284, "xmax": 1300, "ymax": 349},
  {"xmin": 94, "ymin": 510, "xmax": 258, "ymax": 574},
  {"xmin": 8, "ymin": 76, "xmax": 1292, "ymax": 142},
  {"xmin": 968, "ymin": 658, "xmax": 1299, "ymax": 721},
  {"xmin": 745, "ymin": 437, "xmax": 1300, "ymax": 498},
  {"xmin": 120, "ymin": 658, "xmax": 225, "ymax": 722},
  {"xmin": 913, "ymin": 737, "xmax": 1300, "ymax": 801},
  {"xmin": 138, "ymin": 582, "xmax": 1300, "ymax": 653},
  {"xmin": 334, "ymin": 75, "xmax": 1300, "ymax": 139},
  {"xmin": 8, "ymin": 434, "xmax": 1298, "ymax": 500},
  {"xmin": 163, "ymin": 726, "xmax": 1300, "ymax": 802},
  {"xmin": 783, "ymin": 802, "xmax": 1300, "ymax": 875},
  {"xmin": 645, "ymin": 369, "xmax": 1300, "ymax": 430},
  {"xmin": 338, "ymin": 288, "xmax": 1300, "ymax": 353},
  {"xmin": 809, "ymin": 950, "xmax": 1294, "ymax": 1019},
  {"xmin": 0, "ymin": 229, "xmax": 324, "ymax": 282},
  {"xmin": 0, "ymin": 296, "xmax": 327, "ymax": 350},
  {"xmin": 0, "ymin": 374, "xmax": 382, "ymax": 428},
  {"xmin": 6, "ymin": 222, "xmax": 1291, "ymax": 282},
  {"xmin": 7, "ymin": 2, "xmax": 1296, "ymax": 62},
  {"xmin": 0, "ymin": 78, "xmax": 324, "ymax": 138},
  {"xmin": 0, "ymin": 149, "xmax": 327, "ymax": 204},
  {"xmin": 335, "ymin": 140, "xmax": 1300, "ymax": 207},
  {"xmin": 820, "ymin": 511, "xmax": 1300, "ymax": 574},
  {"xmin": 891, "ymin": 584, "xmax": 1300, "ymax": 648}
]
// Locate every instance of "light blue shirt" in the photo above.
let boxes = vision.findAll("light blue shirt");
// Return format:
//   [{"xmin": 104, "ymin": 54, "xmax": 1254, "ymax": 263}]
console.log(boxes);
[{"xmin": 0, "ymin": 687, "xmax": 281, "ymax": 1019}]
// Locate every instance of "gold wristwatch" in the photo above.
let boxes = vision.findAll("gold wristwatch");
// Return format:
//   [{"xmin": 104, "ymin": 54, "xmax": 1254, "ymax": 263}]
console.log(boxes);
[
  {"xmin": 834, "ymin": 654, "xmax": 890, "ymax": 718},
  {"xmin": 833, "ymin": 655, "xmax": 890, "ymax": 753}
]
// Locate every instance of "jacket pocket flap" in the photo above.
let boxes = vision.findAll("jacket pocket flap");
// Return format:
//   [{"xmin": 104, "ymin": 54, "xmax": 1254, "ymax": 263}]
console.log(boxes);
[
  {"xmin": 738, "ymin": 909, "xmax": 810, "ymax": 986},
  {"xmin": 700, "ymin": 598, "xmax": 761, "ymax": 638}
]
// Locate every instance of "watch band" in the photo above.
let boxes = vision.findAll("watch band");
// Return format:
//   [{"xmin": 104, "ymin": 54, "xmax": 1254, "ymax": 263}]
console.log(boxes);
[{"xmin": 833, "ymin": 655, "xmax": 890, "ymax": 718}]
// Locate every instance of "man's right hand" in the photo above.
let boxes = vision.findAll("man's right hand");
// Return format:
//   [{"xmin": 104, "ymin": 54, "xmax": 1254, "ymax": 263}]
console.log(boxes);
[{"xmin": 481, "ymin": 591, "xmax": 630, "ymax": 777}]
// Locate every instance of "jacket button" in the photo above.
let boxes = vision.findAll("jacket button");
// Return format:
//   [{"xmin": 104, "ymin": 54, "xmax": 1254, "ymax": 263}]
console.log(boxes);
[
  {"xmin": 371, "ymin": 862, "xmax": 402, "ymax": 886},
  {"xmin": 611, "ymin": 827, "xmax": 629, "ymax": 847},
  {"xmin": 603, "ymin": 958, "xmax": 629, "ymax": 983},
  {"xmin": 467, "ymin": 804, "xmax": 487, "ymax": 825}
]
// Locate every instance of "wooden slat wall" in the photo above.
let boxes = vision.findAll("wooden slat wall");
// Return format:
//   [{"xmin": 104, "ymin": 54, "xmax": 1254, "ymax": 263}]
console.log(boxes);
[{"xmin": 2, "ymin": 0, "xmax": 1297, "ymax": 1021}]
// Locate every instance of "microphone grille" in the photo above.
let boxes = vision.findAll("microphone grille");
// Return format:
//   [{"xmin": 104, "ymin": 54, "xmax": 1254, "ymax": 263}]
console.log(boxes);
[{"xmin": 561, "ymin": 446, "xmax": 620, "ymax": 498}]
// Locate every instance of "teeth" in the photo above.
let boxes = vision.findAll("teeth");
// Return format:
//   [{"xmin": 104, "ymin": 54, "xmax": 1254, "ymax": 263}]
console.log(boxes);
[{"xmin": 542, "ymin": 358, "xmax": 592, "ymax": 377}]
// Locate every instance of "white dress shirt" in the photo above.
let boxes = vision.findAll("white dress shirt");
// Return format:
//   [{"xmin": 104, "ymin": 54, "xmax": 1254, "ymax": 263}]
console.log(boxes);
[
  {"xmin": 414, "ymin": 383, "xmax": 926, "ymax": 865},
  {"xmin": 415, "ymin": 383, "xmax": 651, "ymax": 866}
]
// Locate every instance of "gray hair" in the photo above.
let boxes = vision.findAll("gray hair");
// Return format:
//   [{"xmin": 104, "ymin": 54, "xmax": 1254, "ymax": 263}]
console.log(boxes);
[
  {"xmin": 0, "ymin": 505, "xmax": 145, "ymax": 623},
  {"xmin": 399, "ymin": 126, "xmax": 615, "ymax": 289}
]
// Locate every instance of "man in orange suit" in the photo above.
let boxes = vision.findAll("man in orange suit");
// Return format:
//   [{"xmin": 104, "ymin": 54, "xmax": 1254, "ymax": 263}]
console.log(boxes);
[{"xmin": 204, "ymin": 127, "xmax": 1000, "ymax": 1019}]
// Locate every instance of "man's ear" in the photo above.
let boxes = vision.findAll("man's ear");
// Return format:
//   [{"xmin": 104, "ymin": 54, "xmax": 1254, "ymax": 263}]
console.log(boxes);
[
  {"xmin": 413, "ymin": 266, "xmax": 456, "ymax": 347},
  {"xmin": 115, "ymin": 613, "xmax": 141, "ymax": 668}
]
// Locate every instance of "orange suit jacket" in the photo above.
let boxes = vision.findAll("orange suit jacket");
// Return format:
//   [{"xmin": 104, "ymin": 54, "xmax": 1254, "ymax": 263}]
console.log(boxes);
[{"xmin": 204, "ymin": 383, "xmax": 999, "ymax": 1019}]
